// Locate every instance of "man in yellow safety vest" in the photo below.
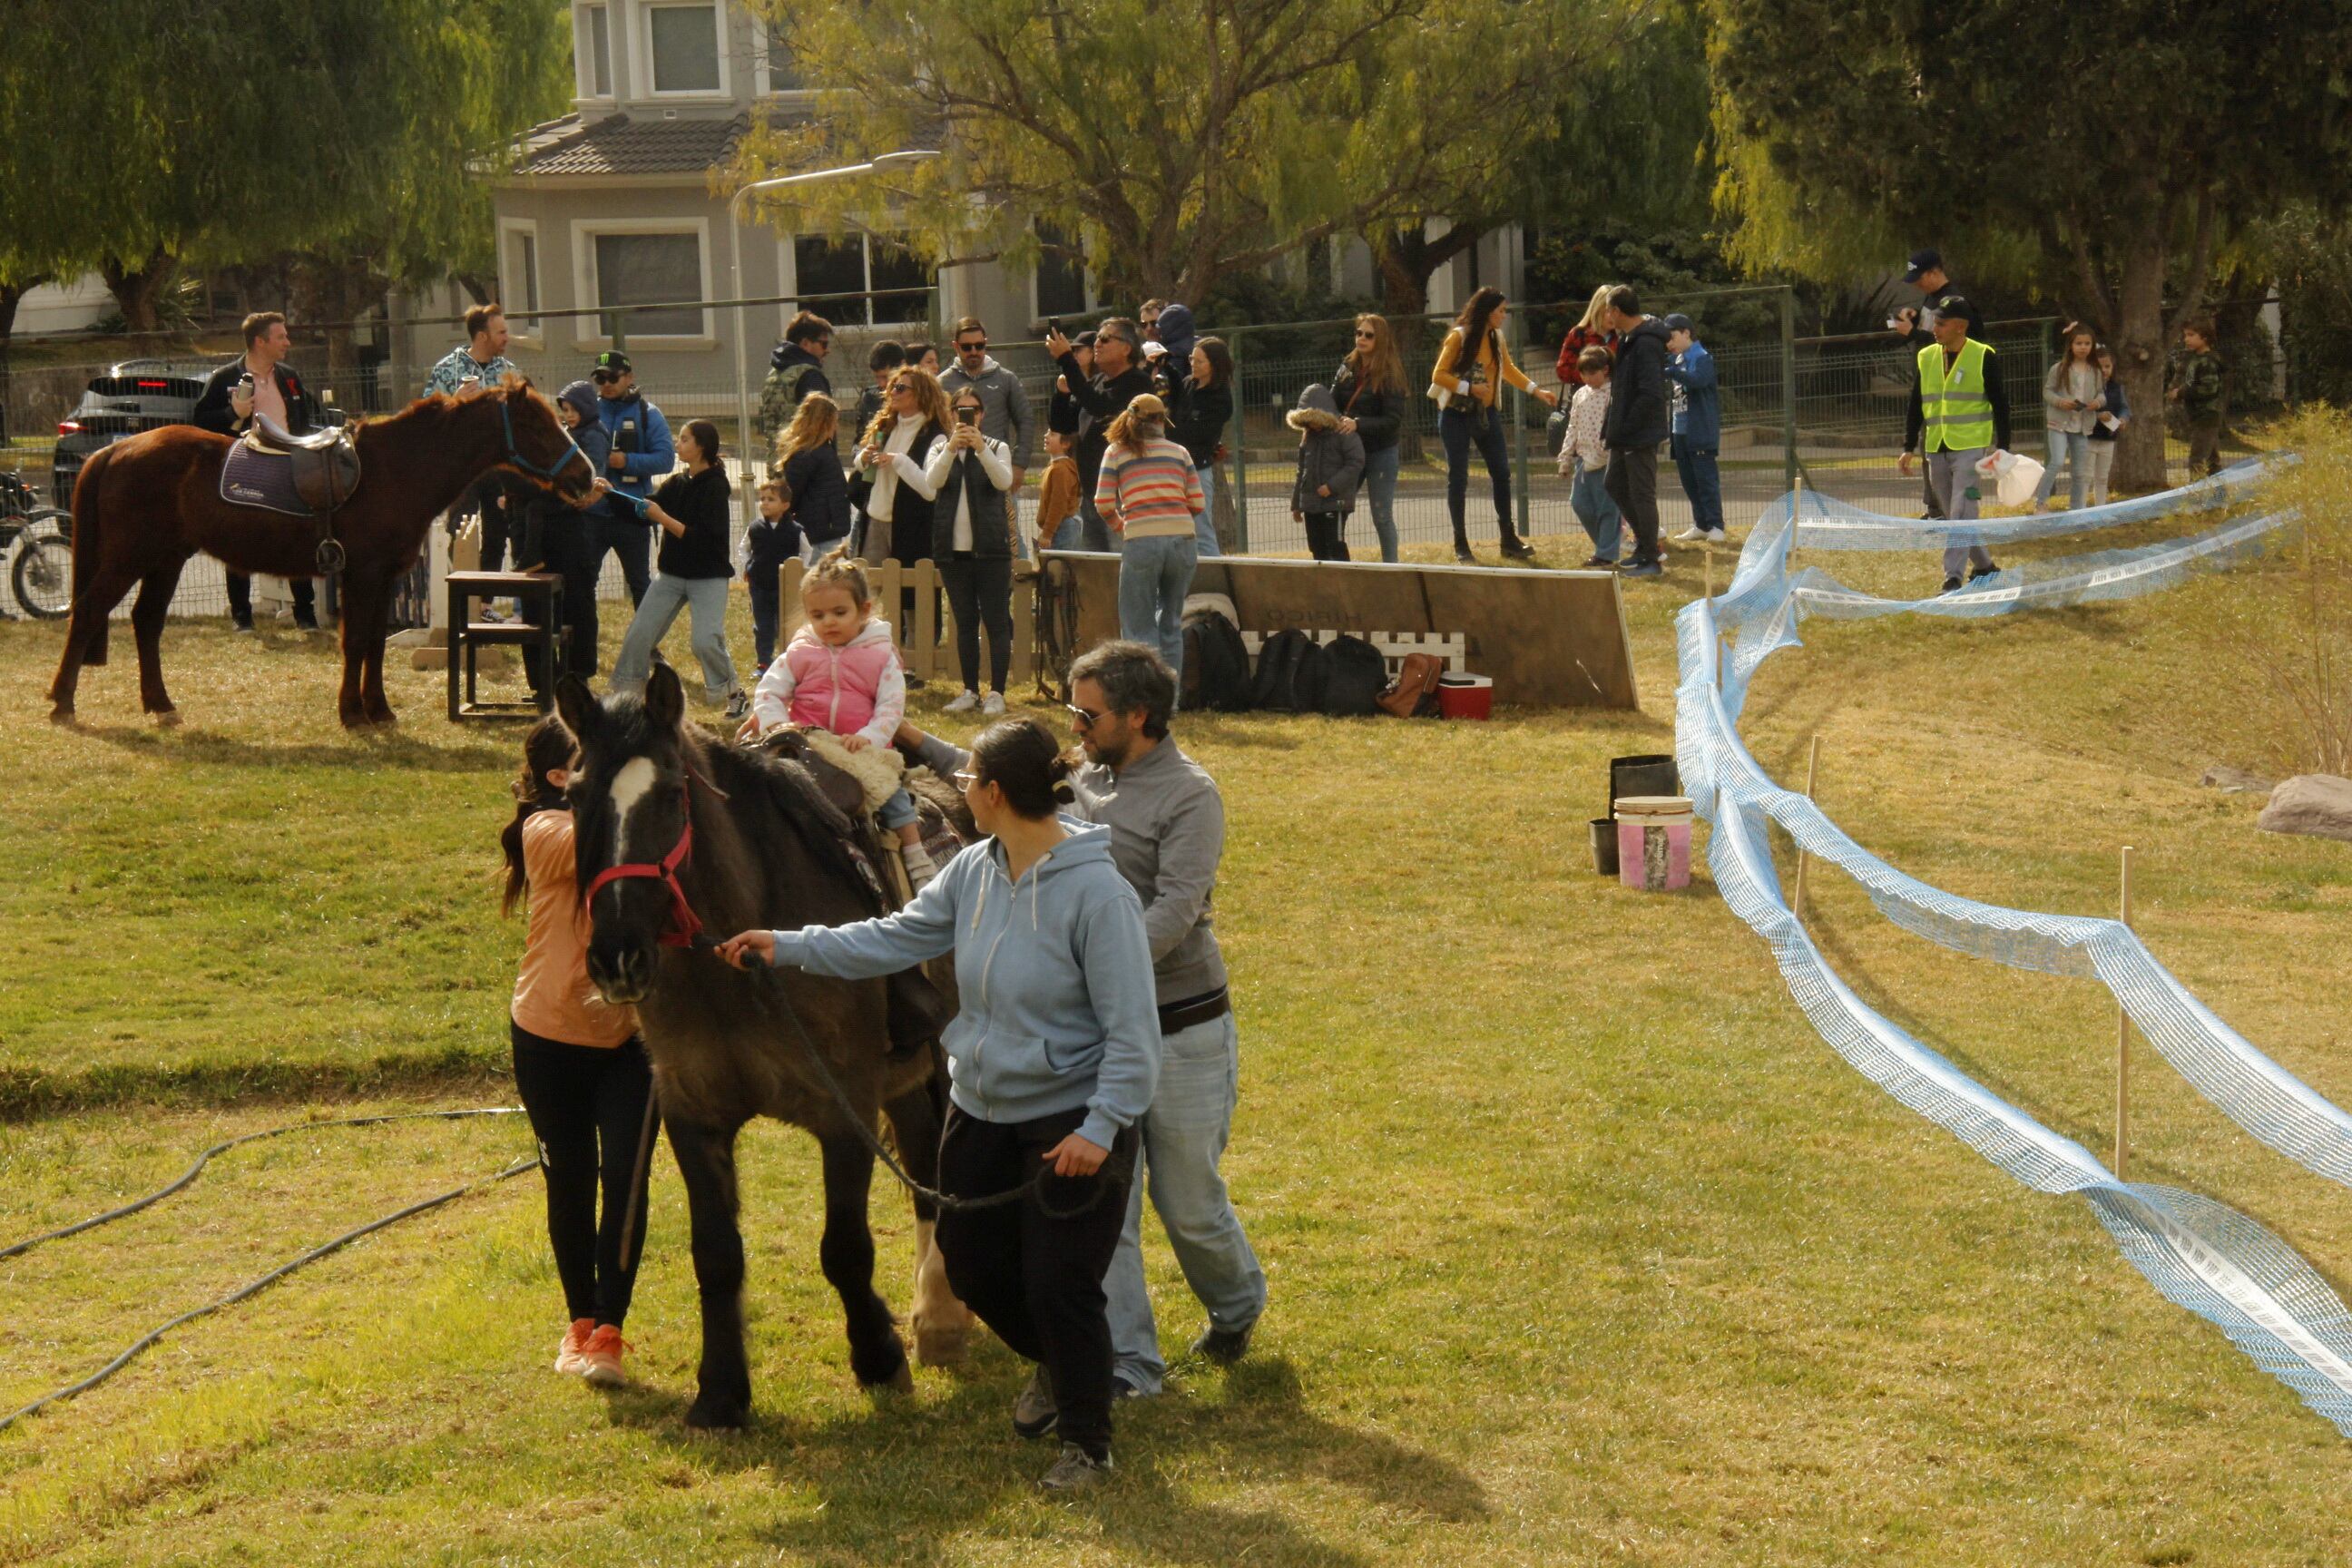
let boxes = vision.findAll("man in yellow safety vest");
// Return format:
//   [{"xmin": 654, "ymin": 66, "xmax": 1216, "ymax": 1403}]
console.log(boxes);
[{"xmin": 1898, "ymin": 295, "xmax": 2013, "ymax": 593}]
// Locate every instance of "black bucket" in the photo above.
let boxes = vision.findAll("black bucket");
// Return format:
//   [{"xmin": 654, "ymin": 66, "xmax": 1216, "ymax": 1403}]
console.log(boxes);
[
  {"xmin": 1590, "ymin": 818, "xmax": 1620, "ymax": 876},
  {"xmin": 1611, "ymin": 754, "xmax": 1681, "ymax": 812}
]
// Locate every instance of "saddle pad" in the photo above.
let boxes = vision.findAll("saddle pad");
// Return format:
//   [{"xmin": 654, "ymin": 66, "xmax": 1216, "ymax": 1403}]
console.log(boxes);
[
  {"xmin": 219, "ymin": 443, "xmax": 313, "ymax": 517},
  {"xmin": 793, "ymin": 726, "xmax": 906, "ymax": 815}
]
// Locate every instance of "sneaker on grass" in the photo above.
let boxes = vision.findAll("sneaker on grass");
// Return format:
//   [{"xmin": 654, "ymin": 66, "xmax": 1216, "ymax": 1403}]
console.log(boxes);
[
  {"xmin": 1040, "ymin": 1442, "xmax": 1112, "ymax": 1493},
  {"xmin": 554, "ymin": 1318, "xmax": 594, "ymax": 1377},
  {"xmin": 982, "ymin": 691, "xmax": 1006, "ymax": 716},
  {"xmin": 945, "ymin": 690, "xmax": 979, "ymax": 714},
  {"xmin": 579, "ymin": 1324, "xmax": 629, "ymax": 1387},
  {"xmin": 1012, "ymin": 1365, "xmax": 1058, "ymax": 1439}
]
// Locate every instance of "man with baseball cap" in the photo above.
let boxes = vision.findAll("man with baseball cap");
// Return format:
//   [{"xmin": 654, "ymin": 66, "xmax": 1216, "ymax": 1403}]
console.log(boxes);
[
  {"xmin": 582, "ymin": 349, "xmax": 674, "ymax": 622},
  {"xmin": 1897, "ymin": 296, "xmax": 2010, "ymax": 593}
]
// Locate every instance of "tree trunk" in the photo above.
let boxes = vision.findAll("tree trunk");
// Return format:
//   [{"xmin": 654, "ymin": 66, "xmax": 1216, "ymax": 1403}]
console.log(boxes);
[
  {"xmin": 100, "ymin": 248, "xmax": 178, "ymax": 334},
  {"xmin": 0, "ymin": 277, "xmax": 38, "ymax": 448},
  {"xmin": 2110, "ymin": 232, "xmax": 2171, "ymax": 494}
]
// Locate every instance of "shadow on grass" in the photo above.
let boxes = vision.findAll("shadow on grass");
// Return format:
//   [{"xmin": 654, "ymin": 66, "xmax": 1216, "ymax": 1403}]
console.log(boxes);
[
  {"xmin": 69, "ymin": 720, "xmax": 515, "ymax": 773},
  {"xmin": 604, "ymin": 1351, "xmax": 1484, "ymax": 1565}
]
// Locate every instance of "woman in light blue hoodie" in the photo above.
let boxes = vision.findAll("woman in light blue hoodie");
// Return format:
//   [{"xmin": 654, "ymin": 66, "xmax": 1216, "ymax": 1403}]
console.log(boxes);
[{"xmin": 717, "ymin": 718, "xmax": 1159, "ymax": 1493}]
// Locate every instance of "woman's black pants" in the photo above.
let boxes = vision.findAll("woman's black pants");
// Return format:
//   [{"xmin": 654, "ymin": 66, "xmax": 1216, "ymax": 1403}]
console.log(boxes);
[
  {"xmin": 936, "ymin": 553, "xmax": 1014, "ymax": 692},
  {"xmin": 1440, "ymin": 405, "xmax": 1519, "ymax": 550},
  {"xmin": 510, "ymin": 1023, "xmax": 657, "ymax": 1328},
  {"xmin": 935, "ymin": 1103, "xmax": 1138, "ymax": 1461}
]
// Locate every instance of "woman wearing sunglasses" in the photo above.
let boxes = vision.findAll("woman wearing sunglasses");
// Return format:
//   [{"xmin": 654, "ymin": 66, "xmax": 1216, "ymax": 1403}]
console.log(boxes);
[
  {"xmin": 1331, "ymin": 314, "xmax": 1408, "ymax": 562},
  {"xmin": 715, "ymin": 717, "xmax": 1159, "ymax": 1494},
  {"xmin": 852, "ymin": 368, "xmax": 951, "ymax": 567}
]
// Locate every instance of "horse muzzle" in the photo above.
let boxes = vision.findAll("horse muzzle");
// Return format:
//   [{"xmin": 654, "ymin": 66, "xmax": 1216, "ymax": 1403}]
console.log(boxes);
[{"xmin": 586, "ymin": 938, "xmax": 655, "ymax": 1006}]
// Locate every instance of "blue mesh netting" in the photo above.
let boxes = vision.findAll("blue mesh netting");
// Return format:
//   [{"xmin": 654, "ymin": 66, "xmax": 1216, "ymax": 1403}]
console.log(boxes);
[{"xmin": 1676, "ymin": 459, "xmax": 2352, "ymax": 1438}]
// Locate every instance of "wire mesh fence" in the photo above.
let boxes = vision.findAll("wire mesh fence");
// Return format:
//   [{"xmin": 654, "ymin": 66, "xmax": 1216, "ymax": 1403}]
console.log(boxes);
[{"xmin": 4, "ymin": 284, "xmax": 2344, "ymax": 624}]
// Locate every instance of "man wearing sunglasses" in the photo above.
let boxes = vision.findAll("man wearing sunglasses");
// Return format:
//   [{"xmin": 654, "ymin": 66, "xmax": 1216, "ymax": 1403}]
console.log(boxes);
[
  {"xmin": 1043, "ymin": 317, "xmax": 1155, "ymax": 553},
  {"xmin": 897, "ymin": 641, "xmax": 1264, "ymax": 1402},
  {"xmin": 938, "ymin": 315, "xmax": 1035, "ymax": 497},
  {"xmin": 585, "ymin": 350, "xmax": 674, "ymax": 612}
]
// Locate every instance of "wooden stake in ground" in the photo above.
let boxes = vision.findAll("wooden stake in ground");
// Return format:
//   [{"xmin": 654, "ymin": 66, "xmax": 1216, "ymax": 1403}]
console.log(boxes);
[
  {"xmin": 2117, "ymin": 844, "xmax": 2135, "ymax": 1180},
  {"xmin": 1791, "ymin": 734, "xmax": 1823, "ymax": 920}
]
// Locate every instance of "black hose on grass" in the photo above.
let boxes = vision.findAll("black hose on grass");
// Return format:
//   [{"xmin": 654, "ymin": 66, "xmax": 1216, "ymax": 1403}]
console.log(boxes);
[
  {"xmin": 0, "ymin": 1154, "xmax": 535, "ymax": 1433},
  {"xmin": 0, "ymin": 1108, "xmax": 526, "ymax": 1262}
]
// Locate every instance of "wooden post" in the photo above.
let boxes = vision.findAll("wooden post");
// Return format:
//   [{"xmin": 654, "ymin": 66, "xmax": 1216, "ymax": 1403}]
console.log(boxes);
[
  {"xmin": 2116, "ymin": 845, "xmax": 2135, "ymax": 1180},
  {"xmin": 1791, "ymin": 734, "xmax": 1823, "ymax": 919}
]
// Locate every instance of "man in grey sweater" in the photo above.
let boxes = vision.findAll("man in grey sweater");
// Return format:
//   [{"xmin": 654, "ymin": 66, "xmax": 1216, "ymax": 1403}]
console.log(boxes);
[{"xmin": 899, "ymin": 641, "xmax": 1265, "ymax": 1400}]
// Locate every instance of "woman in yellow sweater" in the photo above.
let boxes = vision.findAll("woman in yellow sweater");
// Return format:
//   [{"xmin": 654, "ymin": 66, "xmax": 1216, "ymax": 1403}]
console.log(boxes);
[{"xmin": 1430, "ymin": 287, "xmax": 1557, "ymax": 564}]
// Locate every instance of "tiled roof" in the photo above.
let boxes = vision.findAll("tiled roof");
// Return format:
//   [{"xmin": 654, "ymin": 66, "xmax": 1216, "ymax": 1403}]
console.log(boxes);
[{"xmin": 510, "ymin": 113, "xmax": 749, "ymax": 177}]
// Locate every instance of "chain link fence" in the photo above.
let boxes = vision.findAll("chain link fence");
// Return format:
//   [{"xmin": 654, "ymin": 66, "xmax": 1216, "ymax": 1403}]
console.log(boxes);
[{"xmin": 6, "ymin": 286, "xmax": 2347, "ymax": 623}]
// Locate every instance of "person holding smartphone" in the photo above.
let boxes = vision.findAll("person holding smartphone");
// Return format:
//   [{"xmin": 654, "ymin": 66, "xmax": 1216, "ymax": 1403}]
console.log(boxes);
[{"xmin": 925, "ymin": 387, "xmax": 1019, "ymax": 714}]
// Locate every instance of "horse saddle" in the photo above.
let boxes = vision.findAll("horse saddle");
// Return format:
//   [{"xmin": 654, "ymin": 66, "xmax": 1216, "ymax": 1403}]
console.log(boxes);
[{"xmin": 240, "ymin": 416, "xmax": 361, "ymax": 514}]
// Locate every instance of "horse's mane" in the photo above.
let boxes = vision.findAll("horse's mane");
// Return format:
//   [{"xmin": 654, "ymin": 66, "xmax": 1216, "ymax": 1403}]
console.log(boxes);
[{"xmin": 691, "ymin": 730, "xmax": 893, "ymax": 917}]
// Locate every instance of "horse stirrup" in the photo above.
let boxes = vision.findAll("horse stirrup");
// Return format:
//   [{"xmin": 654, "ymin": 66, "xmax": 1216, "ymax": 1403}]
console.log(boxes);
[{"xmin": 315, "ymin": 538, "xmax": 347, "ymax": 574}]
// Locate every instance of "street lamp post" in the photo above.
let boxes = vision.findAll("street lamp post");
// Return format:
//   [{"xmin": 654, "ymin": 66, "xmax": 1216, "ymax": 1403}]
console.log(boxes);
[{"xmin": 729, "ymin": 150, "xmax": 938, "ymax": 536}]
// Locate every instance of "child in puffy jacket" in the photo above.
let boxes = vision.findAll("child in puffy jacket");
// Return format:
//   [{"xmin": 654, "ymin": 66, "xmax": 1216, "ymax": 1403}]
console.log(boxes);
[
  {"xmin": 745, "ymin": 545, "xmax": 938, "ymax": 887},
  {"xmin": 1287, "ymin": 383, "xmax": 1366, "ymax": 562}
]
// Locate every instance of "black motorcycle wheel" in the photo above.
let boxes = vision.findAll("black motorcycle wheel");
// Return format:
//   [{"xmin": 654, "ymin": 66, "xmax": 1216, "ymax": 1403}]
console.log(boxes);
[{"xmin": 12, "ymin": 524, "xmax": 74, "ymax": 619}]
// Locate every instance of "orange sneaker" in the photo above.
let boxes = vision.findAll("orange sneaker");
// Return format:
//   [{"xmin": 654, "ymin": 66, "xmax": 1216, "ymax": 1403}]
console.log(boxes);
[
  {"xmin": 579, "ymin": 1324, "xmax": 630, "ymax": 1387},
  {"xmin": 554, "ymin": 1318, "xmax": 595, "ymax": 1376}
]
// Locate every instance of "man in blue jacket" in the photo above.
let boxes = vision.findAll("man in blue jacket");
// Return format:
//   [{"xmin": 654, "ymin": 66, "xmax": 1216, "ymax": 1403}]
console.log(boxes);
[
  {"xmin": 1602, "ymin": 286, "xmax": 1672, "ymax": 577},
  {"xmin": 1662, "ymin": 313, "xmax": 1726, "ymax": 544},
  {"xmin": 583, "ymin": 350, "xmax": 673, "ymax": 610}
]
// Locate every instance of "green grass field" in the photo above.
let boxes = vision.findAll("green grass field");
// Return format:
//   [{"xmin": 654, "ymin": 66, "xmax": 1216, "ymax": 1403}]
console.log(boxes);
[{"xmin": 5, "ymin": 511, "xmax": 2351, "ymax": 1565}]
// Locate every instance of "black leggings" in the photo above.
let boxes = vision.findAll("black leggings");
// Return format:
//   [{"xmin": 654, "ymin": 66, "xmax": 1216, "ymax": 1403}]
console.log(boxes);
[
  {"xmin": 936, "ymin": 553, "xmax": 1014, "ymax": 692},
  {"xmin": 510, "ymin": 1022, "xmax": 657, "ymax": 1328},
  {"xmin": 1440, "ymin": 405, "xmax": 1516, "ymax": 549},
  {"xmin": 935, "ymin": 1103, "xmax": 1137, "ymax": 1461}
]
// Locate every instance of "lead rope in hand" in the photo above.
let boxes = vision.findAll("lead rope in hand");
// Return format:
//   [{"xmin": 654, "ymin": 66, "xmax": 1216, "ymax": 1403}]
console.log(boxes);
[{"xmin": 691, "ymin": 931, "xmax": 1124, "ymax": 1219}]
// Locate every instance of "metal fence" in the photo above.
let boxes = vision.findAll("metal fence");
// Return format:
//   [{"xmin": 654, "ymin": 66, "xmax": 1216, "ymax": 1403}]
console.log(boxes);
[{"xmin": 4, "ymin": 285, "xmax": 2339, "ymax": 624}]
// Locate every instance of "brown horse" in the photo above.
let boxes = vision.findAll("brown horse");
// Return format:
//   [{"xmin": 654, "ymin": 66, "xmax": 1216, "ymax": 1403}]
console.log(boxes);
[
  {"xmin": 48, "ymin": 381, "xmax": 595, "ymax": 729},
  {"xmin": 555, "ymin": 663, "xmax": 975, "ymax": 1429}
]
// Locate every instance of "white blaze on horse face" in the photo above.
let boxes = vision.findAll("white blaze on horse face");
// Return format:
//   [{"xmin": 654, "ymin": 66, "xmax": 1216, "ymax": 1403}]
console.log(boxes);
[{"xmin": 608, "ymin": 757, "xmax": 660, "ymax": 860}]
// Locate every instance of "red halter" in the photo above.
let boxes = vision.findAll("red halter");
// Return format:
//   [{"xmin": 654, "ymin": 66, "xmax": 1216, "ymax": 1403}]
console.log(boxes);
[{"xmin": 583, "ymin": 782, "xmax": 705, "ymax": 949}]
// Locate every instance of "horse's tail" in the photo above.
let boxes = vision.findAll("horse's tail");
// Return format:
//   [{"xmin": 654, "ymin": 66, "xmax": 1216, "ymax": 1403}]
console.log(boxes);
[{"xmin": 69, "ymin": 445, "xmax": 107, "ymax": 666}]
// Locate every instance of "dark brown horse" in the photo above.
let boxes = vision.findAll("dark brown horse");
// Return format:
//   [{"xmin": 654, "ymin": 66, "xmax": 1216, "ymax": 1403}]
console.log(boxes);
[
  {"xmin": 48, "ymin": 381, "xmax": 594, "ymax": 729},
  {"xmin": 555, "ymin": 664, "xmax": 974, "ymax": 1429}
]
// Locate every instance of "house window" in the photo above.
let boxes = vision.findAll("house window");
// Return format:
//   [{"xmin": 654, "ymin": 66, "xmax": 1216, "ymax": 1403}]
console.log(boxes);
[
  {"xmin": 501, "ymin": 223, "xmax": 542, "ymax": 336},
  {"xmin": 1034, "ymin": 223, "xmax": 1089, "ymax": 321},
  {"xmin": 592, "ymin": 230, "xmax": 704, "ymax": 337},
  {"xmin": 762, "ymin": 23, "xmax": 803, "ymax": 93},
  {"xmin": 790, "ymin": 234, "xmax": 935, "ymax": 327},
  {"xmin": 578, "ymin": 4, "xmax": 612, "ymax": 97},
  {"xmin": 647, "ymin": 2, "xmax": 722, "ymax": 94}
]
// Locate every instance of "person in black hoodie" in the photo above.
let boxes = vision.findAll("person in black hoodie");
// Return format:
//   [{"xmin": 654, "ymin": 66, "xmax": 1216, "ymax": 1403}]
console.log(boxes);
[
  {"xmin": 1601, "ymin": 286, "xmax": 1671, "ymax": 577},
  {"xmin": 759, "ymin": 311, "xmax": 835, "ymax": 451},
  {"xmin": 501, "ymin": 378, "xmax": 613, "ymax": 684},
  {"xmin": 190, "ymin": 310, "xmax": 323, "ymax": 631},
  {"xmin": 1044, "ymin": 318, "xmax": 1156, "ymax": 551},
  {"xmin": 603, "ymin": 419, "xmax": 748, "ymax": 719},
  {"xmin": 1330, "ymin": 314, "xmax": 1408, "ymax": 563},
  {"xmin": 1169, "ymin": 336, "xmax": 1234, "ymax": 558}
]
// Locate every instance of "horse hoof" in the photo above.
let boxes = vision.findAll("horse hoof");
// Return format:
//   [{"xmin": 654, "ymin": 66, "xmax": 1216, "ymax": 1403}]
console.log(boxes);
[
  {"xmin": 151, "ymin": 708, "xmax": 181, "ymax": 729},
  {"xmin": 47, "ymin": 705, "xmax": 76, "ymax": 728},
  {"xmin": 914, "ymin": 1325, "xmax": 970, "ymax": 1367},
  {"xmin": 850, "ymin": 1335, "xmax": 912, "ymax": 1390},
  {"xmin": 684, "ymin": 1392, "xmax": 750, "ymax": 1431}
]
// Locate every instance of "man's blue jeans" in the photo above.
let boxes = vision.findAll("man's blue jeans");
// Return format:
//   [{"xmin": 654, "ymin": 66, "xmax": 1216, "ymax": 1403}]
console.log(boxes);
[
  {"xmin": 1117, "ymin": 533, "xmax": 1195, "ymax": 678},
  {"xmin": 1103, "ymin": 1011, "xmax": 1266, "ymax": 1394}
]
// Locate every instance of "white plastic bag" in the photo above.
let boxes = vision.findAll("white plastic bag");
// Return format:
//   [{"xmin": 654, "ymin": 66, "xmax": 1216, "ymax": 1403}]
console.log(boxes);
[{"xmin": 1976, "ymin": 450, "xmax": 2045, "ymax": 509}]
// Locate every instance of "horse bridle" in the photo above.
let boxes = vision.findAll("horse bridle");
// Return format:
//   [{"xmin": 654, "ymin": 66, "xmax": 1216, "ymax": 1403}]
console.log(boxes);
[
  {"xmin": 500, "ymin": 397, "xmax": 591, "ymax": 486},
  {"xmin": 583, "ymin": 780, "xmax": 704, "ymax": 950}
]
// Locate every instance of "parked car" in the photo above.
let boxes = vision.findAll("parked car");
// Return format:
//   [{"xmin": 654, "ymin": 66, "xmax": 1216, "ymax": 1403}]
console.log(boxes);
[{"xmin": 53, "ymin": 359, "xmax": 211, "ymax": 502}]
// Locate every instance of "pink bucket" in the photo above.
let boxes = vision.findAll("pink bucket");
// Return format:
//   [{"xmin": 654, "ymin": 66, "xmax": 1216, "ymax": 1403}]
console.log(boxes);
[{"xmin": 1615, "ymin": 796, "xmax": 1693, "ymax": 891}]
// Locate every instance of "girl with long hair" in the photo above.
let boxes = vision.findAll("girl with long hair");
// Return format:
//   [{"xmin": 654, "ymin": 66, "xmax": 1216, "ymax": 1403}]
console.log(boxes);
[
  {"xmin": 1553, "ymin": 285, "xmax": 1620, "ymax": 388},
  {"xmin": 2035, "ymin": 320, "xmax": 2103, "ymax": 512},
  {"xmin": 502, "ymin": 716, "xmax": 653, "ymax": 1389},
  {"xmin": 2083, "ymin": 343, "xmax": 2130, "ymax": 507},
  {"xmin": 1096, "ymin": 393, "xmax": 1205, "ymax": 674},
  {"xmin": 1431, "ymin": 287, "xmax": 1558, "ymax": 563},
  {"xmin": 605, "ymin": 418, "xmax": 748, "ymax": 717},
  {"xmin": 1169, "ymin": 336, "xmax": 1235, "ymax": 559},
  {"xmin": 1332, "ymin": 313, "xmax": 1409, "ymax": 562},
  {"xmin": 773, "ymin": 392, "xmax": 850, "ymax": 556}
]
